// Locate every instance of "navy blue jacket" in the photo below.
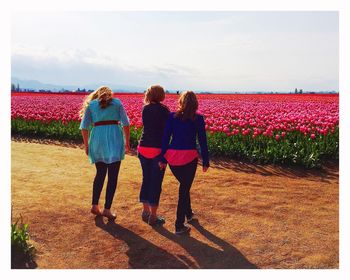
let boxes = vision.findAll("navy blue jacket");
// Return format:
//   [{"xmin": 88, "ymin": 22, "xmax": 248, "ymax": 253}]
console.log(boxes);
[
  {"xmin": 160, "ymin": 112, "xmax": 210, "ymax": 167},
  {"xmin": 139, "ymin": 103, "xmax": 170, "ymax": 148}
]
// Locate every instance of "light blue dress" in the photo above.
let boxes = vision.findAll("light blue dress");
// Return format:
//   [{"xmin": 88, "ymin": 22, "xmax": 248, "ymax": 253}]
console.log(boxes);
[{"xmin": 79, "ymin": 98, "xmax": 130, "ymax": 164}]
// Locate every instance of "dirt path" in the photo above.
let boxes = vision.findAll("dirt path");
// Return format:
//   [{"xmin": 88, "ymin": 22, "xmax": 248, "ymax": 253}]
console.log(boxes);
[{"xmin": 11, "ymin": 141, "xmax": 339, "ymax": 268}]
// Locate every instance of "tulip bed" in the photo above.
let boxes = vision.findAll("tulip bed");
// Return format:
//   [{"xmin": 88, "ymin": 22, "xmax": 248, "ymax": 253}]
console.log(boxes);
[{"xmin": 11, "ymin": 92, "xmax": 339, "ymax": 168}]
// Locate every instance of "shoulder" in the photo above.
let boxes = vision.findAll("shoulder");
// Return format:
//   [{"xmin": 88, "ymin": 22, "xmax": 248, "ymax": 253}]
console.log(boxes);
[
  {"xmin": 111, "ymin": 98, "xmax": 124, "ymax": 109},
  {"xmin": 88, "ymin": 99, "xmax": 99, "ymax": 109},
  {"xmin": 142, "ymin": 103, "xmax": 151, "ymax": 110},
  {"xmin": 142, "ymin": 104, "xmax": 150, "ymax": 114},
  {"xmin": 111, "ymin": 98, "xmax": 121, "ymax": 104},
  {"xmin": 159, "ymin": 103, "xmax": 170, "ymax": 113},
  {"xmin": 195, "ymin": 113, "xmax": 205, "ymax": 123}
]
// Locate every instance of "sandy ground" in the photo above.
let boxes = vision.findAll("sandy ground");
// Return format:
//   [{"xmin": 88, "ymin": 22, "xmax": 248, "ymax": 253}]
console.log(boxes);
[{"xmin": 11, "ymin": 141, "xmax": 339, "ymax": 269}]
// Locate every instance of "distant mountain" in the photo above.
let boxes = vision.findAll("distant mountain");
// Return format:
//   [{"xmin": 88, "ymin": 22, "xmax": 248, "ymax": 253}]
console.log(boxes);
[
  {"xmin": 82, "ymin": 82, "xmax": 145, "ymax": 93},
  {"xmin": 11, "ymin": 77, "xmax": 146, "ymax": 92},
  {"xmin": 11, "ymin": 77, "xmax": 77, "ymax": 91},
  {"xmin": 11, "ymin": 77, "xmax": 338, "ymax": 94}
]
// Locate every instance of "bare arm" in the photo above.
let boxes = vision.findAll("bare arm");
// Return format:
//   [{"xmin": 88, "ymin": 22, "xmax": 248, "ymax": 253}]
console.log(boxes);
[
  {"xmin": 123, "ymin": 125, "xmax": 130, "ymax": 153},
  {"xmin": 81, "ymin": 129, "xmax": 89, "ymax": 155}
]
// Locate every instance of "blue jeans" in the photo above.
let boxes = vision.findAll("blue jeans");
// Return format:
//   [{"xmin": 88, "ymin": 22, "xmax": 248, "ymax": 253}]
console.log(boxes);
[{"xmin": 138, "ymin": 153, "xmax": 166, "ymax": 206}]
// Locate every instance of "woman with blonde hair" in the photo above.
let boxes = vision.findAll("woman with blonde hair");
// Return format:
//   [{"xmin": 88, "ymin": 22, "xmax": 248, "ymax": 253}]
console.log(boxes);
[
  {"xmin": 159, "ymin": 91, "xmax": 209, "ymax": 235},
  {"xmin": 79, "ymin": 86, "xmax": 130, "ymax": 220},
  {"xmin": 137, "ymin": 85, "xmax": 170, "ymax": 226}
]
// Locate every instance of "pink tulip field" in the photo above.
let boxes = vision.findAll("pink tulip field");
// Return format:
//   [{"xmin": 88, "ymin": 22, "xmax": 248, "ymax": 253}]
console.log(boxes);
[{"xmin": 11, "ymin": 92, "xmax": 339, "ymax": 167}]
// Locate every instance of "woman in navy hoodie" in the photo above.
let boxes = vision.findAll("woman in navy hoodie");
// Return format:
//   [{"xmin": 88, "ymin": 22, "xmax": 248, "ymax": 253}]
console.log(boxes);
[{"xmin": 159, "ymin": 91, "xmax": 209, "ymax": 235}]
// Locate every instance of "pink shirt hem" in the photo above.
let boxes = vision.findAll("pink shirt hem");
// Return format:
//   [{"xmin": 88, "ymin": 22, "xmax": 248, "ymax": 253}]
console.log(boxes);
[
  {"xmin": 137, "ymin": 146, "xmax": 161, "ymax": 159},
  {"xmin": 164, "ymin": 149, "xmax": 198, "ymax": 166}
]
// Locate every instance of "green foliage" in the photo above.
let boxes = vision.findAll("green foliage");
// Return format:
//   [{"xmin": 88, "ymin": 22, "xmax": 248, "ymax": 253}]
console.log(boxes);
[
  {"xmin": 130, "ymin": 126, "xmax": 142, "ymax": 148},
  {"xmin": 12, "ymin": 118, "xmax": 81, "ymax": 141},
  {"xmin": 206, "ymin": 128, "xmax": 339, "ymax": 168},
  {"xmin": 11, "ymin": 118, "xmax": 339, "ymax": 168},
  {"xmin": 11, "ymin": 216, "xmax": 36, "ymax": 268}
]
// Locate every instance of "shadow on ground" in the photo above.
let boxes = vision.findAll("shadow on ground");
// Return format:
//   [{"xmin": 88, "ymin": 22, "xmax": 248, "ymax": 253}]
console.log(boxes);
[
  {"xmin": 209, "ymin": 157, "xmax": 338, "ymax": 183},
  {"xmin": 95, "ymin": 217, "xmax": 188, "ymax": 268},
  {"xmin": 95, "ymin": 217, "xmax": 257, "ymax": 269},
  {"xmin": 155, "ymin": 219, "xmax": 257, "ymax": 269}
]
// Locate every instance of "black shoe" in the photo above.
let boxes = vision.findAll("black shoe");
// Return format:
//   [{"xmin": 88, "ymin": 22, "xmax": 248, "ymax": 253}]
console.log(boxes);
[
  {"xmin": 141, "ymin": 211, "xmax": 150, "ymax": 223},
  {"xmin": 148, "ymin": 215, "xmax": 166, "ymax": 226},
  {"xmin": 175, "ymin": 225, "xmax": 191, "ymax": 235}
]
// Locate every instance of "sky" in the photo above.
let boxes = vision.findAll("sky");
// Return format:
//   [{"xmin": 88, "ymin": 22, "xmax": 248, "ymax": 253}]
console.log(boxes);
[{"xmin": 11, "ymin": 11, "xmax": 339, "ymax": 92}]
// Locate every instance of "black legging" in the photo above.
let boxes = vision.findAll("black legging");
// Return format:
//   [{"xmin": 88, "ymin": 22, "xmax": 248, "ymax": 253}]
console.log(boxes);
[
  {"xmin": 92, "ymin": 161, "xmax": 121, "ymax": 209},
  {"xmin": 169, "ymin": 158, "xmax": 198, "ymax": 230}
]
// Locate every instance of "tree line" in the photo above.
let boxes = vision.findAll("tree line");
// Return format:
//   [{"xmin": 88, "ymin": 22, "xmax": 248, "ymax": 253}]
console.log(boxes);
[{"xmin": 11, "ymin": 83, "xmax": 94, "ymax": 93}]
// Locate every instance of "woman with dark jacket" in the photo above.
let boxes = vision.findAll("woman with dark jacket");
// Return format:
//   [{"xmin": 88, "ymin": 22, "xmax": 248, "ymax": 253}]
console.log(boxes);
[
  {"xmin": 159, "ymin": 91, "xmax": 209, "ymax": 235},
  {"xmin": 138, "ymin": 85, "xmax": 170, "ymax": 226}
]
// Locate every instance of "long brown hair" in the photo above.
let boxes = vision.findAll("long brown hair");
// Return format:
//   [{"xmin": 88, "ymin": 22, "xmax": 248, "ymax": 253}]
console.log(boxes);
[
  {"xmin": 175, "ymin": 91, "xmax": 198, "ymax": 121},
  {"xmin": 79, "ymin": 86, "xmax": 113, "ymax": 118}
]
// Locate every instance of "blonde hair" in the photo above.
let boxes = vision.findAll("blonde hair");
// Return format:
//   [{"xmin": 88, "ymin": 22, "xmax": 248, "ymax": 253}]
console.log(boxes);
[
  {"xmin": 144, "ymin": 85, "xmax": 165, "ymax": 104},
  {"xmin": 79, "ymin": 86, "xmax": 113, "ymax": 118},
  {"xmin": 175, "ymin": 91, "xmax": 198, "ymax": 121}
]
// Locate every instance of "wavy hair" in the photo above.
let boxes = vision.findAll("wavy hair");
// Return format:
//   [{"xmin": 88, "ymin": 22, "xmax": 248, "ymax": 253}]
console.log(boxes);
[
  {"xmin": 175, "ymin": 91, "xmax": 198, "ymax": 121},
  {"xmin": 144, "ymin": 85, "xmax": 165, "ymax": 104},
  {"xmin": 79, "ymin": 86, "xmax": 113, "ymax": 118}
]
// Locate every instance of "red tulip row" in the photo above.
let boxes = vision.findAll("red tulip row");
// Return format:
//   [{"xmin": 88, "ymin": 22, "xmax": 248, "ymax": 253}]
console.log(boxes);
[{"xmin": 11, "ymin": 92, "xmax": 339, "ymax": 167}]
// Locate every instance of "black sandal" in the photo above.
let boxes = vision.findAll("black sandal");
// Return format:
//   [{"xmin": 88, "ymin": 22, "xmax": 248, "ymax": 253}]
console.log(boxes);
[
  {"xmin": 102, "ymin": 209, "xmax": 116, "ymax": 221},
  {"xmin": 175, "ymin": 225, "xmax": 191, "ymax": 235},
  {"xmin": 148, "ymin": 215, "xmax": 166, "ymax": 226}
]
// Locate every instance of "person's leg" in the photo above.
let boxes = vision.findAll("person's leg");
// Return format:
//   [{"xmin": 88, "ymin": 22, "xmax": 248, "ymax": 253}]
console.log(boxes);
[
  {"xmin": 148, "ymin": 156, "xmax": 166, "ymax": 224},
  {"xmin": 186, "ymin": 195, "xmax": 193, "ymax": 218},
  {"xmin": 103, "ymin": 161, "xmax": 121, "ymax": 216},
  {"xmin": 184, "ymin": 159, "xmax": 198, "ymax": 219},
  {"xmin": 138, "ymin": 154, "xmax": 152, "ymax": 219},
  {"xmin": 171, "ymin": 165, "xmax": 189, "ymax": 230},
  {"xmin": 92, "ymin": 162, "xmax": 108, "ymax": 214},
  {"xmin": 170, "ymin": 159, "xmax": 197, "ymax": 231}
]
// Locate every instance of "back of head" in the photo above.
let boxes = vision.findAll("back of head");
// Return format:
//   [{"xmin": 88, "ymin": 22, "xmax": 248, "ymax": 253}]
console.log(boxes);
[
  {"xmin": 79, "ymin": 86, "xmax": 113, "ymax": 117},
  {"xmin": 96, "ymin": 86, "xmax": 113, "ymax": 109},
  {"xmin": 144, "ymin": 85, "xmax": 165, "ymax": 104},
  {"xmin": 176, "ymin": 91, "xmax": 198, "ymax": 121}
]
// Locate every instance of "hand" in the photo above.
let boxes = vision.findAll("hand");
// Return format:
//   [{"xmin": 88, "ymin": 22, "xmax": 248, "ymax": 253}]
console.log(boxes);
[
  {"xmin": 85, "ymin": 145, "xmax": 89, "ymax": 156},
  {"xmin": 203, "ymin": 166, "xmax": 209, "ymax": 173},
  {"xmin": 159, "ymin": 162, "xmax": 167, "ymax": 170}
]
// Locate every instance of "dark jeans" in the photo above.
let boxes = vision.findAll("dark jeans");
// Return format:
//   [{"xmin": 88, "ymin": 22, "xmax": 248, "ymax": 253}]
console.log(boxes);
[
  {"xmin": 138, "ymin": 153, "xmax": 166, "ymax": 206},
  {"xmin": 92, "ymin": 161, "xmax": 121, "ymax": 209},
  {"xmin": 169, "ymin": 158, "xmax": 198, "ymax": 230}
]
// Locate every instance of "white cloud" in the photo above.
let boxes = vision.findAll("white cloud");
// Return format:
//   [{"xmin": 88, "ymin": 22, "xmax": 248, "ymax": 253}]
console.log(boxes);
[
  {"xmin": 11, "ymin": 12, "xmax": 339, "ymax": 91},
  {"xmin": 11, "ymin": 45, "xmax": 200, "ymax": 90}
]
